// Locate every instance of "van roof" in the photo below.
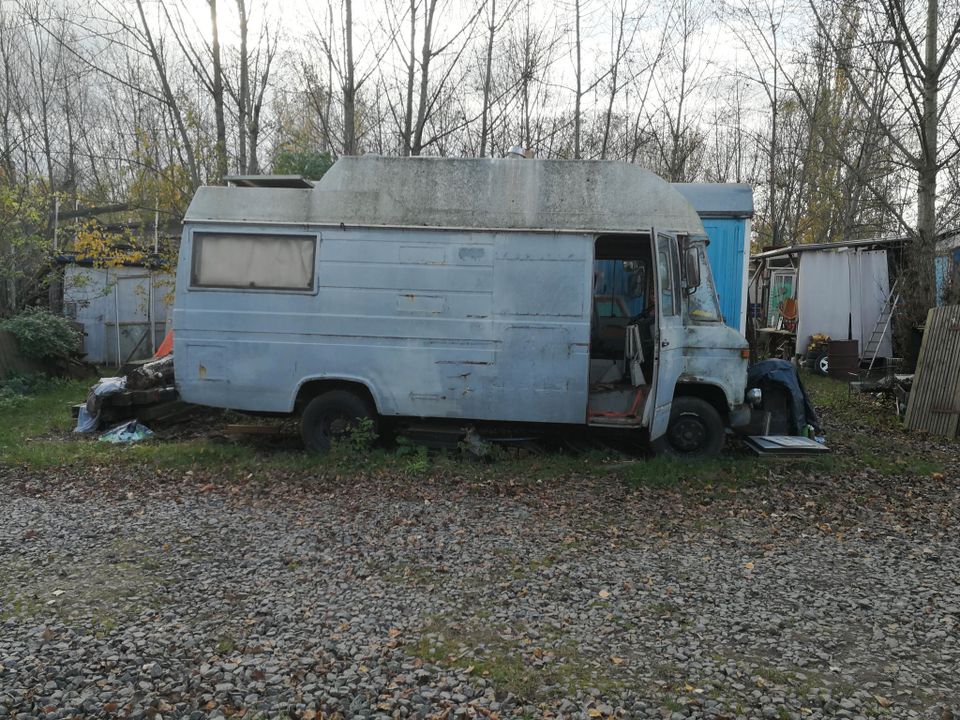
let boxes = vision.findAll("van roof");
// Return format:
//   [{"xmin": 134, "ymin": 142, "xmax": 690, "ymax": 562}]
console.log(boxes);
[{"xmin": 184, "ymin": 156, "xmax": 706, "ymax": 235}]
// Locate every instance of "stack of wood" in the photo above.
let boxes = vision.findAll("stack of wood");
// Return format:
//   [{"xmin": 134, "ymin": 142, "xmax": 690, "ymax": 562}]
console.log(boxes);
[
  {"xmin": 905, "ymin": 305, "xmax": 960, "ymax": 436},
  {"xmin": 71, "ymin": 355, "xmax": 194, "ymax": 428}
]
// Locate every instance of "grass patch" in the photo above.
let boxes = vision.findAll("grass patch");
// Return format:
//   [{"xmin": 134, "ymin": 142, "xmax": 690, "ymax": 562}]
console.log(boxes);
[
  {"xmin": 216, "ymin": 634, "xmax": 237, "ymax": 654},
  {"xmin": 803, "ymin": 372, "xmax": 948, "ymax": 477},
  {"xmin": 406, "ymin": 619, "xmax": 626, "ymax": 702},
  {"xmin": 754, "ymin": 665, "xmax": 792, "ymax": 686},
  {"xmin": 0, "ymin": 379, "xmax": 628, "ymax": 480},
  {"xmin": 625, "ymin": 454, "xmax": 767, "ymax": 490},
  {"xmin": 2, "ymin": 370, "xmax": 949, "ymax": 483},
  {"xmin": 0, "ymin": 379, "xmax": 280, "ymax": 470}
]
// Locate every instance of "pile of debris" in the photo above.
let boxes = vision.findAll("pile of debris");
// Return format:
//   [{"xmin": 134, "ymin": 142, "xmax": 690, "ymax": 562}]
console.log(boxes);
[
  {"xmin": 850, "ymin": 372, "xmax": 913, "ymax": 417},
  {"xmin": 73, "ymin": 347, "xmax": 193, "ymax": 437}
]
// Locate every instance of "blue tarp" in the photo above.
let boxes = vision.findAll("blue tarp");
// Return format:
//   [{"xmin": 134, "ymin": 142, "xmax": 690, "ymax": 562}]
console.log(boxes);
[{"xmin": 747, "ymin": 360, "xmax": 821, "ymax": 434}]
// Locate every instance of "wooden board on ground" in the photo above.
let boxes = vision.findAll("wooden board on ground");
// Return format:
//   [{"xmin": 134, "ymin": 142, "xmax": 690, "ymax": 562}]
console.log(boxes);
[
  {"xmin": 743, "ymin": 435, "xmax": 830, "ymax": 456},
  {"xmin": 137, "ymin": 400, "xmax": 197, "ymax": 426},
  {"xmin": 905, "ymin": 305, "xmax": 960, "ymax": 436}
]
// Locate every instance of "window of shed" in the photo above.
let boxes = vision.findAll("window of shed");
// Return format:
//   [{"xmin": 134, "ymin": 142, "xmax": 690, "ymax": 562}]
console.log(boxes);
[{"xmin": 191, "ymin": 233, "xmax": 316, "ymax": 290}]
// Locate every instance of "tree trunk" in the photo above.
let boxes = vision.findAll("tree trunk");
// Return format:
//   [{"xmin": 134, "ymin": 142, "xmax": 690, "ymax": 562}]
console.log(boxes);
[
  {"xmin": 601, "ymin": 1, "xmax": 627, "ymax": 160},
  {"xmin": 343, "ymin": 0, "xmax": 357, "ymax": 155},
  {"xmin": 236, "ymin": 0, "xmax": 249, "ymax": 173},
  {"xmin": 402, "ymin": 0, "xmax": 417, "ymax": 156},
  {"xmin": 411, "ymin": 0, "xmax": 437, "ymax": 156},
  {"xmin": 479, "ymin": 0, "xmax": 496, "ymax": 158},
  {"xmin": 898, "ymin": 0, "xmax": 940, "ymax": 355},
  {"xmin": 573, "ymin": 0, "xmax": 582, "ymax": 159},
  {"xmin": 914, "ymin": 0, "xmax": 938, "ymax": 309},
  {"xmin": 209, "ymin": 0, "xmax": 228, "ymax": 183},
  {"xmin": 769, "ymin": 21, "xmax": 779, "ymax": 247}
]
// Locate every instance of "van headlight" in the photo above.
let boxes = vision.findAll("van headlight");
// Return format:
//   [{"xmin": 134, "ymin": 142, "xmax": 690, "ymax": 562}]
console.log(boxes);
[{"xmin": 746, "ymin": 388, "xmax": 762, "ymax": 407}]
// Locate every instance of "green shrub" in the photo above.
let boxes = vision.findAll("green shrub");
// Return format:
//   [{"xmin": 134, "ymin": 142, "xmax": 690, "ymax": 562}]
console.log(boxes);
[
  {"xmin": 0, "ymin": 372, "xmax": 65, "ymax": 409},
  {"xmin": 1, "ymin": 307, "xmax": 82, "ymax": 361}
]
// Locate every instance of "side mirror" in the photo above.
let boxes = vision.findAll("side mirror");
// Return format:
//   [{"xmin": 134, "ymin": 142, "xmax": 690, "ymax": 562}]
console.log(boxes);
[{"xmin": 684, "ymin": 246, "xmax": 701, "ymax": 290}]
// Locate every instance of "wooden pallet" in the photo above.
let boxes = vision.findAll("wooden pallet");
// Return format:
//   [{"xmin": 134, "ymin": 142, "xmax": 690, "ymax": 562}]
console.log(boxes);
[{"xmin": 905, "ymin": 305, "xmax": 960, "ymax": 436}]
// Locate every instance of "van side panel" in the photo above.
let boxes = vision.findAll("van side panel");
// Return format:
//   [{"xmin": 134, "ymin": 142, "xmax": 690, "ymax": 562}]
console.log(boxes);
[{"xmin": 174, "ymin": 225, "xmax": 592, "ymax": 424}]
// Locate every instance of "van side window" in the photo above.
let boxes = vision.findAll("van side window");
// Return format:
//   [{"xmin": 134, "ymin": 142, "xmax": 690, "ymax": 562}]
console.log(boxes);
[
  {"xmin": 656, "ymin": 235, "xmax": 679, "ymax": 316},
  {"xmin": 191, "ymin": 233, "xmax": 316, "ymax": 290}
]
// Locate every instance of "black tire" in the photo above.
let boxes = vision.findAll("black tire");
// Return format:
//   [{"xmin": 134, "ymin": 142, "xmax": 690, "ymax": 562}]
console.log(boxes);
[
  {"xmin": 300, "ymin": 390, "xmax": 378, "ymax": 454},
  {"xmin": 814, "ymin": 350, "xmax": 829, "ymax": 376},
  {"xmin": 651, "ymin": 396, "xmax": 725, "ymax": 460}
]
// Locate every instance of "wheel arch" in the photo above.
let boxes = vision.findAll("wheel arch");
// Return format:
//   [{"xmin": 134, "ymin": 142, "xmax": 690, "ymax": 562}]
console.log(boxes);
[
  {"xmin": 292, "ymin": 376, "xmax": 381, "ymax": 415},
  {"xmin": 673, "ymin": 381, "xmax": 730, "ymax": 422}
]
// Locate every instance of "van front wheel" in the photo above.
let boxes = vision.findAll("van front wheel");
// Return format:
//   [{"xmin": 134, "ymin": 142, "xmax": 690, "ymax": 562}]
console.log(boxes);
[
  {"xmin": 651, "ymin": 397, "xmax": 725, "ymax": 459},
  {"xmin": 301, "ymin": 390, "xmax": 378, "ymax": 454}
]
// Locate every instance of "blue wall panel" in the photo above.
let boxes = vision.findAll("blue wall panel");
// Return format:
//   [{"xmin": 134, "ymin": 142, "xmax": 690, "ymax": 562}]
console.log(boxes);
[{"xmin": 702, "ymin": 218, "xmax": 745, "ymax": 332}]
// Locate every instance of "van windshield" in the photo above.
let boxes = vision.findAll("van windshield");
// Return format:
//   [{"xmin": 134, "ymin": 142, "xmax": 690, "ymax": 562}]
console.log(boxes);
[{"xmin": 687, "ymin": 240, "xmax": 722, "ymax": 323}]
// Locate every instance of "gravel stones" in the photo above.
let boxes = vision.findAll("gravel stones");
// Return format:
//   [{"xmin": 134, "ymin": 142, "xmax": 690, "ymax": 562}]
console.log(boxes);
[{"xmin": 0, "ymin": 460, "xmax": 957, "ymax": 719}]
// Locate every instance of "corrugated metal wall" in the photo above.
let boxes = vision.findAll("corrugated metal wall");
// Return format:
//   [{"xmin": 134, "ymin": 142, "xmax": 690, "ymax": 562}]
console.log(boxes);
[
  {"xmin": 702, "ymin": 218, "xmax": 747, "ymax": 333},
  {"xmin": 63, "ymin": 265, "xmax": 174, "ymax": 365}
]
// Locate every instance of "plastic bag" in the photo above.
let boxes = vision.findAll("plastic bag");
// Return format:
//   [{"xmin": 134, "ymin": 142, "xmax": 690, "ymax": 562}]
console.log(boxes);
[
  {"xmin": 74, "ymin": 376, "xmax": 127, "ymax": 434},
  {"xmin": 99, "ymin": 420, "xmax": 154, "ymax": 443}
]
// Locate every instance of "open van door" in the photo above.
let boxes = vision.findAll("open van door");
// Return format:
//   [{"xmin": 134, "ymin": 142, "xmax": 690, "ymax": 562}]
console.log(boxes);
[{"xmin": 650, "ymin": 232, "xmax": 684, "ymax": 440}]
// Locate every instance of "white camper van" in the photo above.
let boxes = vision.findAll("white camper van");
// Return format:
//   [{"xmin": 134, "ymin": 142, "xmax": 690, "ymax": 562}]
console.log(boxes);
[{"xmin": 174, "ymin": 157, "xmax": 756, "ymax": 457}]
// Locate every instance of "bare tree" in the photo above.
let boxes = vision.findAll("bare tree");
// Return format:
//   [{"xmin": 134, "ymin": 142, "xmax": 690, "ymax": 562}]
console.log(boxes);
[
  {"xmin": 399, "ymin": 0, "xmax": 484, "ymax": 155},
  {"xmin": 130, "ymin": 0, "xmax": 202, "ymax": 189},
  {"xmin": 226, "ymin": 0, "xmax": 277, "ymax": 173},
  {"xmin": 308, "ymin": 0, "xmax": 399, "ymax": 156},
  {"xmin": 599, "ymin": 0, "xmax": 643, "ymax": 159},
  {"xmin": 479, "ymin": 0, "xmax": 521, "ymax": 156},
  {"xmin": 808, "ymin": 0, "xmax": 960, "ymax": 343},
  {"xmin": 649, "ymin": 0, "xmax": 713, "ymax": 181},
  {"xmin": 505, "ymin": 0, "xmax": 563, "ymax": 152}
]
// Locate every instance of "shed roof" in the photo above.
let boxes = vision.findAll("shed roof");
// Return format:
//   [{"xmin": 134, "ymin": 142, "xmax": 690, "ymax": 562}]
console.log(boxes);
[
  {"xmin": 752, "ymin": 235, "xmax": 907, "ymax": 261},
  {"xmin": 185, "ymin": 156, "xmax": 705, "ymax": 235},
  {"xmin": 671, "ymin": 183, "xmax": 754, "ymax": 218}
]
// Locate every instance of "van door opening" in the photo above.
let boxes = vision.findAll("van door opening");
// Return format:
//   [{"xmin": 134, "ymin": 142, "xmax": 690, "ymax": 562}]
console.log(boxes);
[{"xmin": 588, "ymin": 234, "xmax": 655, "ymax": 426}]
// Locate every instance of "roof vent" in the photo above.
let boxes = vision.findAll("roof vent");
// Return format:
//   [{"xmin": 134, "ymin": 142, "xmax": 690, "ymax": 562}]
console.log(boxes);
[
  {"xmin": 506, "ymin": 146, "xmax": 534, "ymax": 159},
  {"xmin": 224, "ymin": 175, "xmax": 314, "ymax": 188}
]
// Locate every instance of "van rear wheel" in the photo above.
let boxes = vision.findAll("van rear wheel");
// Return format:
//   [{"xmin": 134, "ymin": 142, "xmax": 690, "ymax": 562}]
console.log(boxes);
[
  {"xmin": 651, "ymin": 397, "xmax": 725, "ymax": 460},
  {"xmin": 301, "ymin": 390, "xmax": 378, "ymax": 454}
]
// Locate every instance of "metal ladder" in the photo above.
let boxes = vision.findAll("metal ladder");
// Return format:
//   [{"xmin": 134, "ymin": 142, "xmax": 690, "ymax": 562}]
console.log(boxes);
[{"xmin": 866, "ymin": 278, "xmax": 900, "ymax": 371}]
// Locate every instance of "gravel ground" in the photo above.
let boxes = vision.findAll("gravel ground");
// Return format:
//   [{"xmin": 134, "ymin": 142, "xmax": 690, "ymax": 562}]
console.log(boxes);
[{"xmin": 0, "ymin": 457, "xmax": 958, "ymax": 720}]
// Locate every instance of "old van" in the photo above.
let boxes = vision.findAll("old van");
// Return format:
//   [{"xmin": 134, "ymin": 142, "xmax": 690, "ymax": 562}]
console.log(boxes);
[{"xmin": 173, "ymin": 157, "xmax": 755, "ymax": 457}]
